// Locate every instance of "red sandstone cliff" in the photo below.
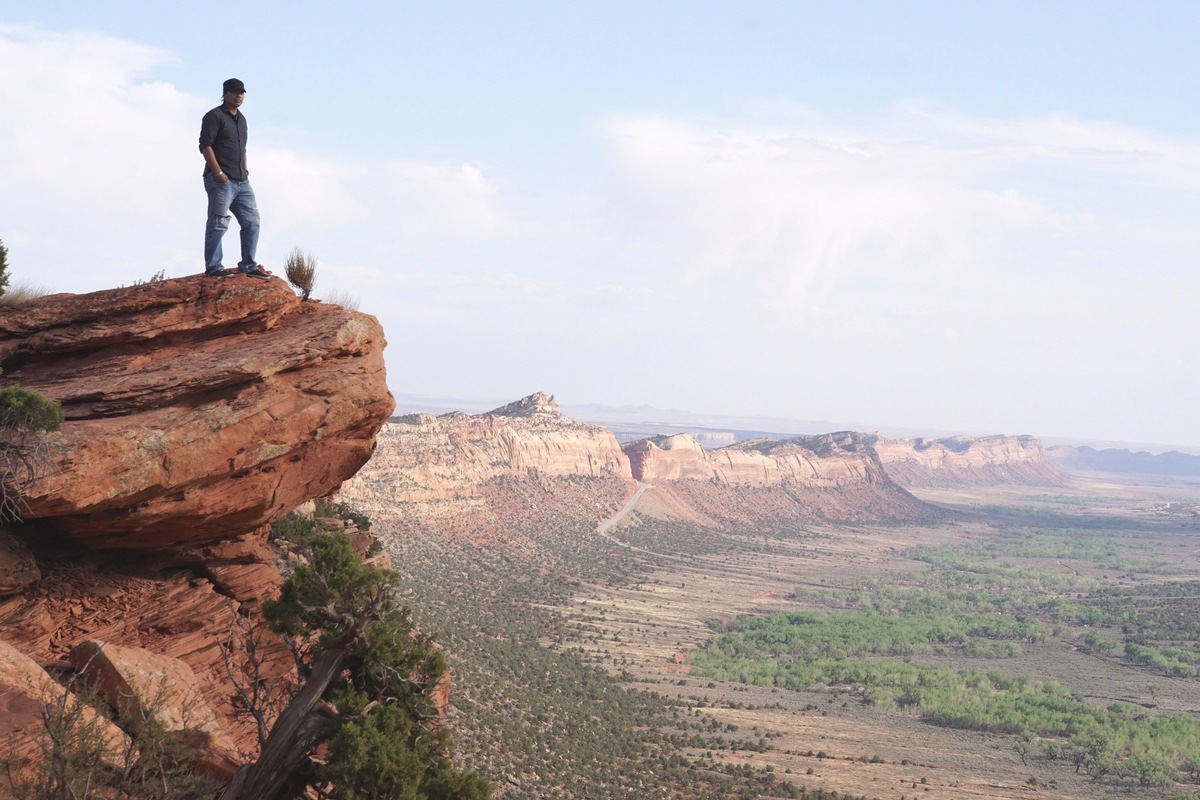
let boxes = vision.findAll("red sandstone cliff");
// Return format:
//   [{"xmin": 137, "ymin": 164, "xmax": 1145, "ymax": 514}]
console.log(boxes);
[
  {"xmin": 0, "ymin": 277, "xmax": 394, "ymax": 550},
  {"xmin": 0, "ymin": 275, "xmax": 394, "ymax": 765}
]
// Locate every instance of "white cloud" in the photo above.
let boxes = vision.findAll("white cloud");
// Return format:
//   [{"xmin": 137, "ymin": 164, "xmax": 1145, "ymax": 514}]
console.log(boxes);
[
  {"xmin": 603, "ymin": 110, "xmax": 1200, "ymax": 312},
  {"xmin": 597, "ymin": 110, "xmax": 1200, "ymax": 444}
]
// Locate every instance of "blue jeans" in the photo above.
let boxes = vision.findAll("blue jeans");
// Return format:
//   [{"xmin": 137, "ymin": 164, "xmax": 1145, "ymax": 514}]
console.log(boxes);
[{"xmin": 203, "ymin": 174, "xmax": 261, "ymax": 272}]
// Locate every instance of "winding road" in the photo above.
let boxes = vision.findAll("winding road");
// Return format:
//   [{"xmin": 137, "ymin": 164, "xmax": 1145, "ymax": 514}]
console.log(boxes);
[{"xmin": 593, "ymin": 481, "xmax": 684, "ymax": 560}]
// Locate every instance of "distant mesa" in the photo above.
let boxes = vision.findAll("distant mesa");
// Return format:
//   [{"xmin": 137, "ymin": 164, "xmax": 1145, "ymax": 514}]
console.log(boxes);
[
  {"xmin": 1046, "ymin": 445, "xmax": 1200, "ymax": 477},
  {"xmin": 622, "ymin": 429, "xmax": 1060, "ymax": 489},
  {"xmin": 870, "ymin": 434, "xmax": 1064, "ymax": 488},
  {"xmin": 624, "ymin": 430, "xmax": 890, "ymax": 486}
]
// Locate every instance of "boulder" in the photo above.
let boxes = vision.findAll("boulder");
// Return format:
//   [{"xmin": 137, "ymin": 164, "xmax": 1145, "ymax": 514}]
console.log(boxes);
[
  {"xmin": 0, "ymin": 276, "xmax": 395, "ymax": 550},
  {"xmin": 69, "ymin": 639, "xmax": 234, "ymax": 751},
  {"xmin": 0, "ymin": 639, "xmax": 129, "ymax": 767}
]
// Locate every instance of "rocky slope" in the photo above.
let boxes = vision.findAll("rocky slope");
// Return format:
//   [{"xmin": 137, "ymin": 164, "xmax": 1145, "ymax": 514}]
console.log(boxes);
[
  {"xmin": 870, "ymin": 434, "xmax": 1064, "ymax": 487},
  {"xmin": 0, "ymin": 275, "xmax": 394, "ymax": 766}
]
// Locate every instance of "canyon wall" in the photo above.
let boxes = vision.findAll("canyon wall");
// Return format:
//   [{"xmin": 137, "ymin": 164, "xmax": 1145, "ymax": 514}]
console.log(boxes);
[
  {"xmin": 626, "ymin": 432, "xmax": 890, "ymax": 486},
  {"xmin": 623, "ymin": 432, "xmax": 932, "ymax": 527},
  {"xmin": 869, "ymin": 434, "xmax": 1063, "ymax": 488},
  {"xmin": 339, "ymin": 393, "xmax": 637, "ymax": 545},
  {"xmin": 345, "ymin": 405, "xmax": 1064, "ymax": 543}
]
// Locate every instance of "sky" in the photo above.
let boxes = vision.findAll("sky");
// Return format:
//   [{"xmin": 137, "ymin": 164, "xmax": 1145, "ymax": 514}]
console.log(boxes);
[{"xmin": 1, "ymin": 2, "xmax": 1198, "ymax": 448}]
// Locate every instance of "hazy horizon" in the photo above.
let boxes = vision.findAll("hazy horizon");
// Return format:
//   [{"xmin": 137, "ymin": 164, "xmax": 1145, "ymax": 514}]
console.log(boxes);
[
  {"xmin": 3, "ymin": 3, "xmax": 1198, "ymax": 447},
  {"xmin": 390, "ymin": 390, "xmax": 1200, "ymax": 457}
]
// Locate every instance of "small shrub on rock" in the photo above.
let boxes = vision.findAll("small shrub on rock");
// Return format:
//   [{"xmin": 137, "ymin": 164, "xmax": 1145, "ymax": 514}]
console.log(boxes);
[{"xmin": 284, "ymin": 247, "xmax": 317, "ymax": 300}]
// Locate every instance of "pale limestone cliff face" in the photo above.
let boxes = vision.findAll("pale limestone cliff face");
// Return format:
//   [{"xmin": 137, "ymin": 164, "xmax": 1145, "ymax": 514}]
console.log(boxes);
[
  {"xmin": 340, "ymin": 393, "xmax": 632, "ymax": 524},
  {"xmin": 869, "ymin": 434, "xmax": 1063, "ymax": 487},
  {"xmin": 625, "ymin": 432, "xmax": 890, "ymax": 487},
  {"xmin": 622, "ymin": 431, "xmax": 931, "ymax": 527}
]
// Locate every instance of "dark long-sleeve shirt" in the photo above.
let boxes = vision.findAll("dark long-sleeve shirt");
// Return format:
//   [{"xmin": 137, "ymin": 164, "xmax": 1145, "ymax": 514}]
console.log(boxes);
[{"xmin": 198, "ymin": 105, "xmax": 248, "ymax": 180}]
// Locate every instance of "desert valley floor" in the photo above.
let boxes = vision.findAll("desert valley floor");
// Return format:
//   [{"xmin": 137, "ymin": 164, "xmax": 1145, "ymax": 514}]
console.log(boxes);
[{"xmin": 367, "ymin": 470, "xmax": 1200, "ymax": 800}]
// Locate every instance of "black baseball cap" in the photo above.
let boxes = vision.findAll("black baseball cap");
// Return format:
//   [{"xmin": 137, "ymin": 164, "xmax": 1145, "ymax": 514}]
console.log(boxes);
[{"xmin": 223, "ymin": 78, "xmax": 247, "ymax": 93}]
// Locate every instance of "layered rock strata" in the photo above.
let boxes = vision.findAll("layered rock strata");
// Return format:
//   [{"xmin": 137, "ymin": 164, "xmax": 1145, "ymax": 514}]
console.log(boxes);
[
  {"xmin": 0, "ymin": 275, "xmax": 396, "ymax": 763},
  {"xmin": 0, "ymin": 275, "xmax": 394, "ymax": 549},
  {"xmin": 870, "ymin": 434, "xmax": 1063, "ymax": 487},
  {"xmin": 340, "ymin": 393, "xmax": 636, "ymax": 540},
  {"xmin": 346, "ymin": 409, "xmax": 947, "ymax": 543},
  {"xmin": 625, "ymin": 432, "xmax": 889, "ymax": 486},
  {"xmin": 623, "ymin": 432, "xmax": 931, "ymax": 527}
]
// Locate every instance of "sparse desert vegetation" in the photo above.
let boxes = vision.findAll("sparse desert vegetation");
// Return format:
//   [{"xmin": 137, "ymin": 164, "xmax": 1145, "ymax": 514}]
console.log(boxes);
[{"xmin": 369, "ymin": 471, "xmax": 1200, "ymax": 799}]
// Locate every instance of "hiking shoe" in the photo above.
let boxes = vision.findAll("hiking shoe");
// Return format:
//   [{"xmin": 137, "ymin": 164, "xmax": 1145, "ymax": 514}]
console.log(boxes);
[
  {"xmin": 241, "ymin": 266, "xmax": 271, "ymax": 279},
  {"xmin": 205, "ymin": 268, "xmax": 234, "ymax": 277}
]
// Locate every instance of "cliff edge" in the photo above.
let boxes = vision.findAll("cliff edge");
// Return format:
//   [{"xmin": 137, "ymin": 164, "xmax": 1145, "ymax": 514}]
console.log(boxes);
[
  {"xmin": 0, "ymin": 274, "xmax": 395, "ymax": 763},
  {"xmin": 0, "ymin": 276, "xmax": 395, "ymax": 550}
]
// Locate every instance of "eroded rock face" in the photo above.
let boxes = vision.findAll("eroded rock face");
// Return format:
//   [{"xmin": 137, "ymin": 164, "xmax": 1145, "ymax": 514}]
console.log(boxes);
[
  {"xmin": 625, "ymin": 432, "xmax": 892, "ymax": 486},
  {"xmin": 340, "ymin": 392, "xmax": 632, "ymax": 524},
  {"xmin": 0, "ymin": 639, "xmax": 130, "ymax": 767},
  {"xmin": 70, "ymin": 639, "xmax": 235, "ymax": 752},
  {"xmin": 0, "ymin": 276, "xmax": 395, "ymax": 550},
  {"xmin": 339, "ymin": 393, "xmax": 638, "ymax": 549},
  {"xmin": 623, "ymin": 432, "xmax": 933, "ymax": 527},
  {"xmin": 626, "ymin": 431, "xmax": 1063, "ymax": 490},
  {"xmin": 870, "ymin": 434, "xmax": 1063, "ymax": 487}
]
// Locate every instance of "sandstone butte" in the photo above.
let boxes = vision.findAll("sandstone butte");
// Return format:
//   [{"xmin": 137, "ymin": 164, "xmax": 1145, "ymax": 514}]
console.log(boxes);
[{"xmin": 0, "ymin": 274, "xmax": 395, "ymax": 767}]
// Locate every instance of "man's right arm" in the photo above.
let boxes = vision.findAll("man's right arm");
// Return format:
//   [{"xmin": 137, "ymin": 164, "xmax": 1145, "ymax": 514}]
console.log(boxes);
[
  {"xmin": 198, "ymin": 111, "xmax": 228, "ymax": 183},
  {"xmin": 201, "ymin": 146, "xmax": 228, "ymax": 184}
]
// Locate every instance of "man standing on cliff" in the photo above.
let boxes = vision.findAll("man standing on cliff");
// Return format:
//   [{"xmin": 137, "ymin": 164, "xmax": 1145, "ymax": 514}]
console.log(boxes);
[{"xmin": 199, "ymin": 78, "xmax": 270, "ymax": 279}]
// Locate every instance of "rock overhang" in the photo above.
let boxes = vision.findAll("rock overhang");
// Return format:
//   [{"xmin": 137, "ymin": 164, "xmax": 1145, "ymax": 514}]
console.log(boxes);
[{"xmin": 0, "ymin": 275, "xmax": 394, "ymax": 550}]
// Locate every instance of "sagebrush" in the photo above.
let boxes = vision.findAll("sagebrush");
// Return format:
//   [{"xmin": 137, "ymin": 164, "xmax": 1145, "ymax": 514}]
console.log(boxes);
[{"xmin": 284, "ymin": 248, "xmax": 317, "ymax": 300}]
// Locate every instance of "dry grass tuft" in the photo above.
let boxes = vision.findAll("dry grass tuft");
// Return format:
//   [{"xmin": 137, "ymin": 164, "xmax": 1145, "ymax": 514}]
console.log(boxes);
[
  {"xmin": 321, "ymin": 288, "xmax": 360, "ymax": 311},
  {"xmin": 0, "ymin": 282, "xmax": 52, "ymax": 308}
]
